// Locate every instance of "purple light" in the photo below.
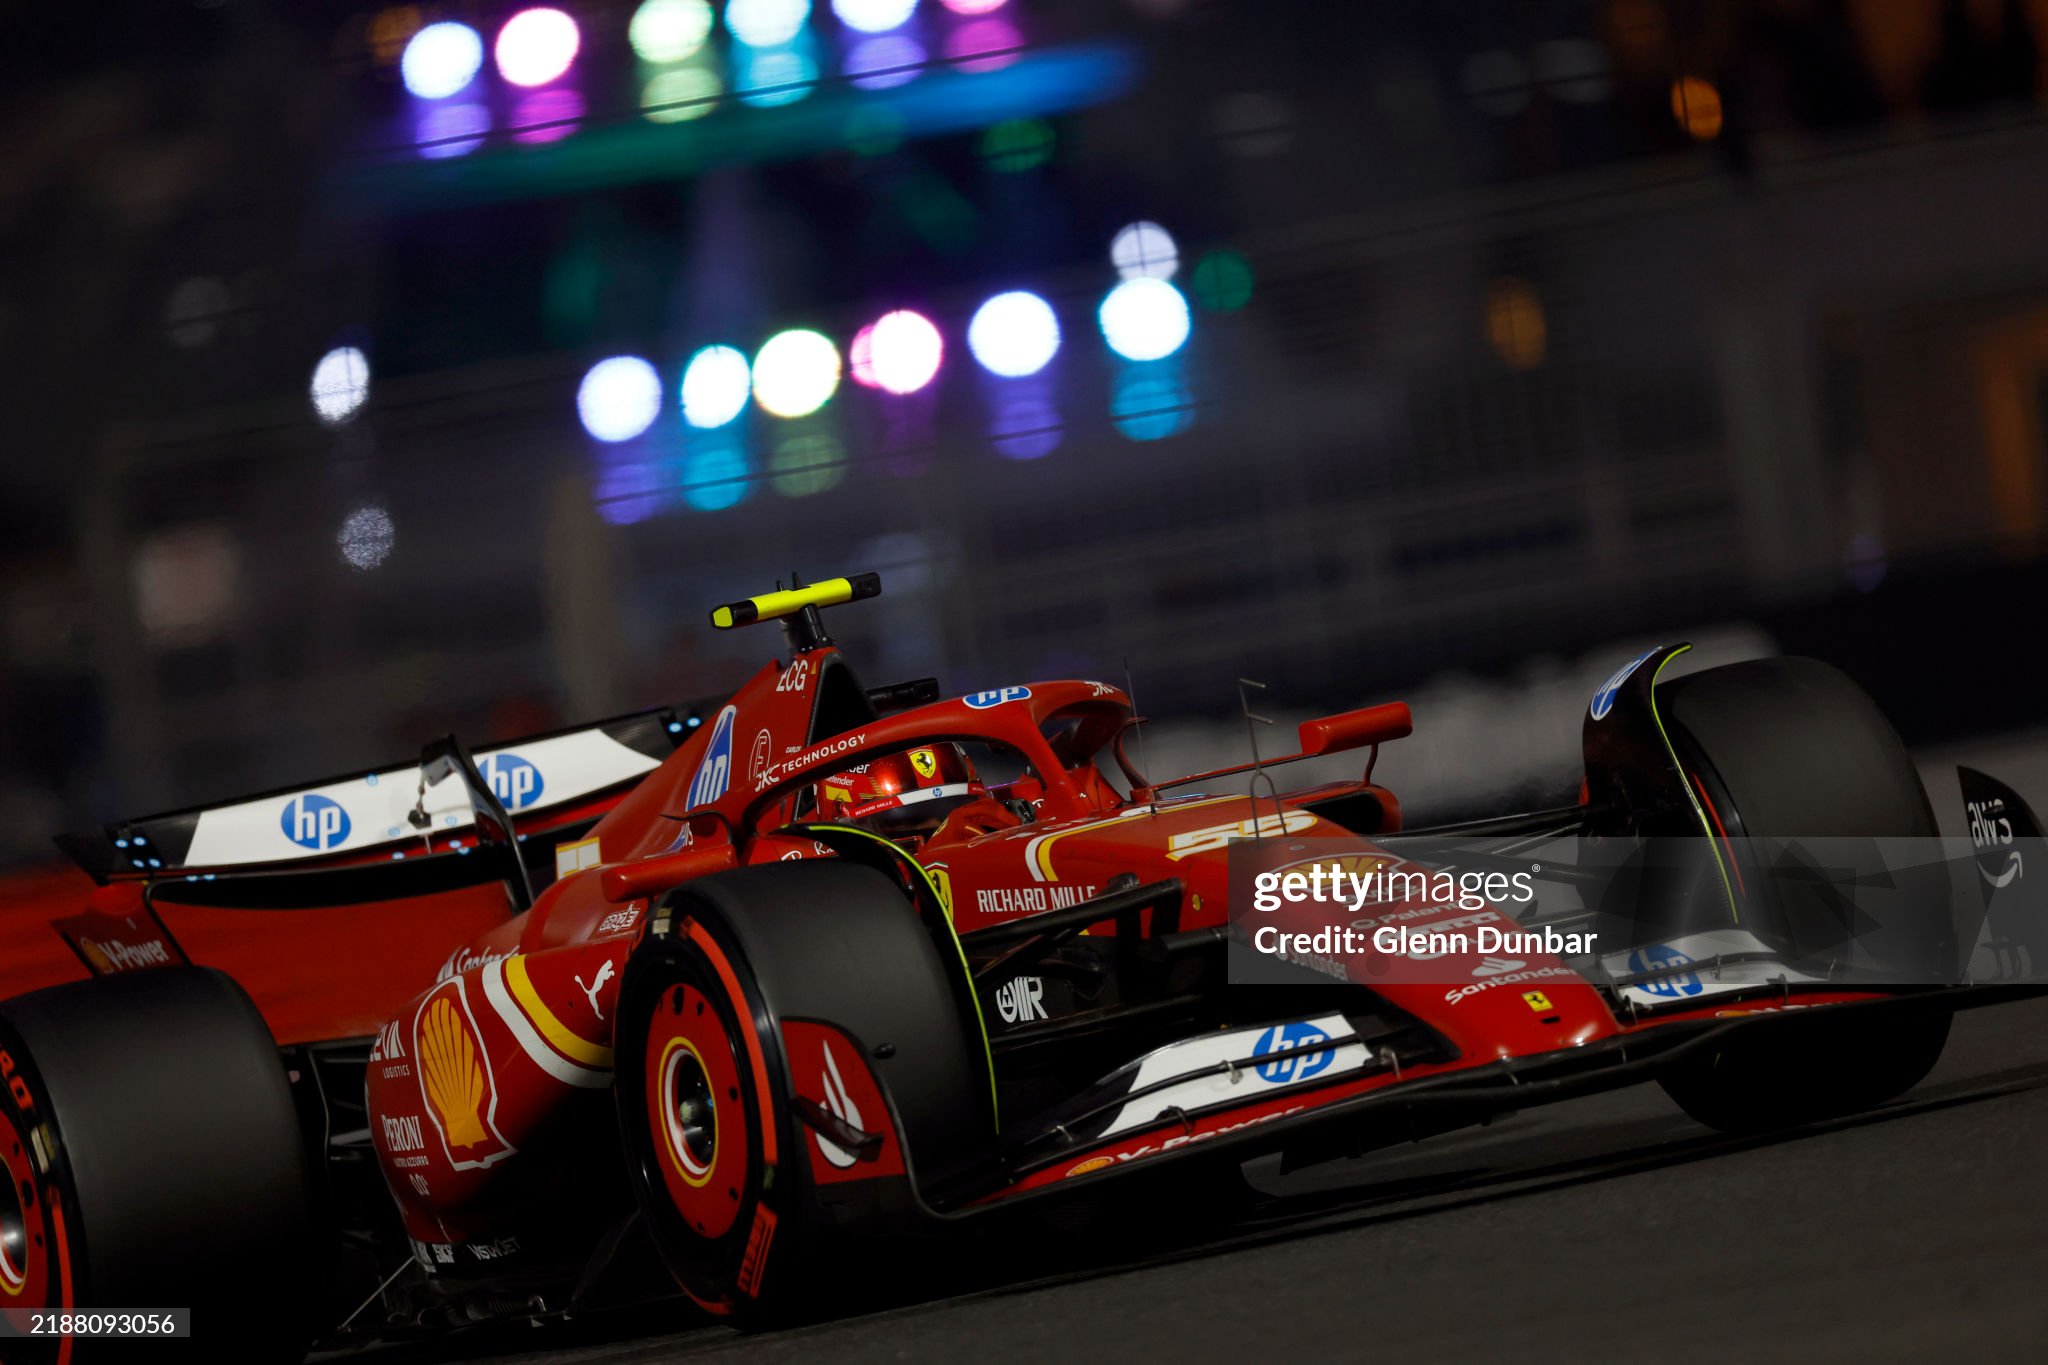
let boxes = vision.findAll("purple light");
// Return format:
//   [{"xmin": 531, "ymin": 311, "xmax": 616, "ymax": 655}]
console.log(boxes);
[
  {"xmin": 991, "ymin": 391, "xmax": 1061, "ymax": 460},
  {"xmin": 496, "ymin": 8, "xmax": 581, "ymax": 88},
  {"xmin": 940, "ymin": 0, "xmax": 1007, "ymax": 13},
  {"xmin": 512, "ymin": 88, "xmax": 584, "ymax": 144},
  {"xmin": 416, "ymin": 101, "xmax": 490, "ymax": 158},
  {"xmin": 846, "ymin": 34, "xmax": 925, "ymax": 90},
  {"xmin": 944, "ymin": 16, "xmax": 1020, "ymax": 71}
]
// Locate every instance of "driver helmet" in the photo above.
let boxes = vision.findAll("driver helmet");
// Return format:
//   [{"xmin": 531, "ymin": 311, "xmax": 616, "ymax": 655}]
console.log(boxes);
[{"xmin": 817, "ymin": 744, "xmax": 985, "ymax": 837}]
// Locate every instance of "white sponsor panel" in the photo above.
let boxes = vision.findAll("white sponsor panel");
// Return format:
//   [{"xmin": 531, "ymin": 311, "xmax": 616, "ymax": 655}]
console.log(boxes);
[
  {"xmin": 180, "ymin": 728, "xmax": 661, "ymax": 868},
  {"xmin": 1602, "ymin": 928, "xmax": 1826, "ymax": 1009},
  {"xmin": 1093, "ymin": 1013, "xmax": 1370, "ymax": 1140}
]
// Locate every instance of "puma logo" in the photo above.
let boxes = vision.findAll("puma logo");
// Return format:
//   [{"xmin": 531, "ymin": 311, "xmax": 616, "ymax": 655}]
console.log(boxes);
[{"xmin": 574, "ymin": 960, "xmax": 616, "ymax": 1021}]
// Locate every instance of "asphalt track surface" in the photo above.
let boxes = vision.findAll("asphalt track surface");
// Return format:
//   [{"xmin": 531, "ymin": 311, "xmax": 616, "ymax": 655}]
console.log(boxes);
[{"xmin": 374, "ymin": 743, "xmax": 2048, "ymax": 1365}]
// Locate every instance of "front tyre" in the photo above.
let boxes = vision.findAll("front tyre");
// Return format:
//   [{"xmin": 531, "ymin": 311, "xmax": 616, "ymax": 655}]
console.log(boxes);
[
  {"xmin": 614, "ymin": 862, "xmax": 987, "ymax": 1324},
  {"xmin": 1653, "ymin": 656, "xmax": 1951, "ymax": 1133}
]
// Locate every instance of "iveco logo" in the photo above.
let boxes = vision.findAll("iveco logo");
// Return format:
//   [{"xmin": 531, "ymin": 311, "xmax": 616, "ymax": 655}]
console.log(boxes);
[
  {"xmin": 281, "ymin": 793, "xmax": 351, "ymax": 850},
  {"xmin": 477, "ymin": 752, "xmax": 544, "ymax": 810}
]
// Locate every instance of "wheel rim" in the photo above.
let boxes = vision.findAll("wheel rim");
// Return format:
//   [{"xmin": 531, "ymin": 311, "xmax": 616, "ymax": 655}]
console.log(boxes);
[
  {"xmin": 661, "ymin": 1041, "xmax": 718, "ymax": 1180},
  {"xmin": 0, "ymin": 1105, "xmax": 47, "ymax": 1304},
  {"xmin": 644, "ymin": 982, "xmax": 750, "ymax": 1241}
]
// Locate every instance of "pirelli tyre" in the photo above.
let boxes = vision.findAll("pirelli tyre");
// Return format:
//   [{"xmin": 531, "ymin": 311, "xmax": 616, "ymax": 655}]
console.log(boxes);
[
  {"xmin": 0, "ymin": 966, "xmax": 317, "ymax": 1362},
  {"xmin": 1651, "ymin": 656, "xmax": 1953, "ymax": 1134},
  {"xmin": 613, "ymin": 861, "xmax": 986, "ymax": 1325}
]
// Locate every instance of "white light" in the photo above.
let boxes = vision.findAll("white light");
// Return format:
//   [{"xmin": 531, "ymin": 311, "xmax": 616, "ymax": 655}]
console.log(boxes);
[
  {"xmin": 337, "ymin": 506, "xmax": 396, "ymax": 571},
  {"xmin": 310, "ymin": 346, "xmax": 371, "ymax": 425},
  {"xmin": 402, "ymin": 22, "xmax": 484, "ymax": 100},
  {"xmin": 630, "ymin": 0, "xmax": 714, "ymax": 63},
  {"xmin": 495, "ymin": 8, "xmax": 581, "ymax": 88},
  {"xmin": 833, "ymin": 0, "xmax": 919, "ymax": 35},
  {"xmin": 1099, "ymin": 278, "xmax": 1190, "ymax": 361},
  {"xmin": 865, "ymin": 310, "xmax": 944, "ymax": 394},
  {"xmin": 682, "ymin": 345, "xmax": 753, "ymax": 427},
  {"xmin": 726, "ymin": 0, "xmax": 811, "ymax": 47},
  {"xmin": 577, "ymin": 356, "xmax": 663, "ymax": 442},
  {"xmin": 1110, "ymin": 220, "xmax": 1179, "ymax": 280},
  {"xmin": 751, "ymin": 330, "xmax": 842, "ymax": 418},
  {"xmin": 967, "ymin": 291, "xmax": 1060, "ymax": 378}
]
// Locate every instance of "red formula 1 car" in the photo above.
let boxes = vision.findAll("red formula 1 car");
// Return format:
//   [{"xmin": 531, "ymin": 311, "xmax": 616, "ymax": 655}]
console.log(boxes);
[{"xmin": 1, "ymin": 574, "xmax": 2040, "ymax": 1357}]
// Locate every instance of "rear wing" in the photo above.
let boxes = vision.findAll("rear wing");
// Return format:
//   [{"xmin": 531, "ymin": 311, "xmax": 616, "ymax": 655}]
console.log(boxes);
[{"xmin": 55, "ymin": 701, "xmax": 718, "ymax": 885}]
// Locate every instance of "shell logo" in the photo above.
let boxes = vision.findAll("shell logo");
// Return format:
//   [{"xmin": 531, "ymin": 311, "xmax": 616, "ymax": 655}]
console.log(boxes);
[
  {"xmin": 412, "ymin": 981, "xmax": 514, "ymax": 1171},
  {"xmin": 1067, "ymin": 1155, "xmax": 1115, "ymax": 1178}
]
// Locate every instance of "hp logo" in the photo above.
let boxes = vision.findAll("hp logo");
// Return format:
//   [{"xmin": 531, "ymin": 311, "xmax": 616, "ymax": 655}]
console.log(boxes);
[
  {"xmin": 1628, "ymin": 944, "xmax": 1703, "ymax": 998},
  {"xmin": 686, "ymin": 706, "xmax": 737, "ymax": 809},
  {"xmin": 281, "ymin": 793, "xmax": 351, "ymax": 851},
  {"xmin": 964, "ymin": 686, "xmax": 1032, "ymax": 709},
  {"xmin": 478, "ymin": 752, "xmax": 544, "ymax": 811},
  {"xmin": 1253, "ymin": 1021, "xmax": 1335, "ymax": 1085}
]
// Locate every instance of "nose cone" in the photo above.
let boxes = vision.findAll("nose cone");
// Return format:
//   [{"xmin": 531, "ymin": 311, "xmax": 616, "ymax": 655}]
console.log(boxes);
[{"xmin": 1376, "ymin": 973, "xmax": 1618, "ymax": 1062}]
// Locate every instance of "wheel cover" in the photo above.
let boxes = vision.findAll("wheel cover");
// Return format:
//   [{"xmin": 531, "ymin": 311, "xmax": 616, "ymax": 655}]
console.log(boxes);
[{"xmin": 645, "ymin": 983, "xmax": 750, "ymax": 1241}]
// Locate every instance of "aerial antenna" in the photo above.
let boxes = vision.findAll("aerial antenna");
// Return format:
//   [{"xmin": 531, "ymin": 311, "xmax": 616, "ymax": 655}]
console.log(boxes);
[
  {"xmin": 1123, "ymin": 656, "xmax": 1155, "ymax": 812},
  {"xmin": 1238, "ymin": 677, "xmax": 1280, "ymax": 837}
]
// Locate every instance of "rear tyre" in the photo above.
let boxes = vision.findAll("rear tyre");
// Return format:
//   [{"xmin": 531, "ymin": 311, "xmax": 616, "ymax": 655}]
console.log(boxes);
[
  {"xmin": 614, "ymin": 862, "xmax": 986, "ymax": 1324},
  {"xmin": 1652, "ymin": 656, "xmax": 1951, "ymax": 1133},
  {"xmin": 0, "ymin": 967, "xmax": 317, "ymax": 1361}
]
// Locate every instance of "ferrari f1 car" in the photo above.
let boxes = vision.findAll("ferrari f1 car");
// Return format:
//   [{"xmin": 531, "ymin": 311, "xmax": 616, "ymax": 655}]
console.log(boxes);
[{"xmin": 2, "ymin": 573, "xmax": 2041, "ymax": 1358}]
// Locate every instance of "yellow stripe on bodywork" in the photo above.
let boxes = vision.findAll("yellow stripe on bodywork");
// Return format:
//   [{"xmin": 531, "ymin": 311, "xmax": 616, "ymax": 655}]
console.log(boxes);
[
  {"xmin": 504, "ymin": 954, "xmax": 615, "ymax": 1068},
  {"xmin": 1026, "ymin": 794, "xmax": 1241, "ymax": 882},
  {"xmin": 1646, "ymin": 645, "xmax": 1740, "ymax": 925},
  {"xmin": 795, "ymin": 824, "xmax": 999, "ymax": 1130}
]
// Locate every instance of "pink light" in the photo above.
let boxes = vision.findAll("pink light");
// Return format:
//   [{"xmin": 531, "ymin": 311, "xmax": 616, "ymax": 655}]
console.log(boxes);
[
  {"xmin": 495, "ymin": 8, "xmax": 581, "ymax": 88},
  {"xmin": 944, "ymin": 17, "xmax": 1021, "ymax": 73},
  {"xmin": 940, "ymin": 0, "xmax": 1008, "ymax": 14},
  {"xmin": 848, "ymin": 323, "xmax": 881, "ymax": 389},
  {"xmin": 865, "ymin": 310, "xmax": 944, "ymax": 394},
  {"xmin": 512, "ymin": 88, "xmax": 584, "ymax": 143}
]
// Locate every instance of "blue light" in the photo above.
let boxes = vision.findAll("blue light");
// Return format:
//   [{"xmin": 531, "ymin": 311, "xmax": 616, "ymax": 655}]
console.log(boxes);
[
  {"xmin": 969, "ymin": 291, "xmax": 1060, "ymax": 377},
  {"xmin": 737, "ymin": 41, "xmax": 819, "ymax": 107},
  {"xmin": 668, "ymin": 720, "xmax": 685, "ymax": 734},
  {"xmin": 115, "ymin": 838, "xmax": 129, "ymax": 849},
  {"xmin": 403, "ymin": 22, "xmax": 486, "ymax": 100},
  {"xmin": 682, "ymin": 431, "xmax": 753, "ymax": 510},
  {"xmin": 727, "ymin": 0, "xmax": 811, "ymax": 47},
  {"xmin": 1099, "ymin": 278, "xmax": 1190, "ymax": 361},
  {"xmin": 1111, "ymin": 363, "xmax": 1192, "ymax": 441},
  {"xmin": 687, "ymin": 715, "xmax": 704, "ymax": 728},
  {"xmin": 682, "ymin": 345, "xmax": 753, "ymax": 428}
]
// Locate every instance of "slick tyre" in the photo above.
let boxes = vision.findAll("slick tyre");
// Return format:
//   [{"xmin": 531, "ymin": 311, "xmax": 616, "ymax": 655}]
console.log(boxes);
[
  {"xmin": 0, "ymin": 967, "xmax": 317, "ymax": 1362},
  {"xmin": 1652, "ymin": 656, "xmax": 1952, "ymax": 1133},
  {"xmin": 614, "ymin": 862, "xmax": 986, "ymax": 1325}
]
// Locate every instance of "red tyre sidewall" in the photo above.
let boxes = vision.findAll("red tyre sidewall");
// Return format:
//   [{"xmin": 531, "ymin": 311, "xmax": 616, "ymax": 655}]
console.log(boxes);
[{"xmin": 625, "ymin": 917, "xmax": 797, "ymax": 1315}]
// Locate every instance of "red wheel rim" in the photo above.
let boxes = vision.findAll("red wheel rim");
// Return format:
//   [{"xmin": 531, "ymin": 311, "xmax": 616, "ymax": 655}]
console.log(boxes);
[
  {"xmin": 645, "ymin": 983, "xmax": 750, "ymax": 1241},
  {"xmin": 0, "ymin": 1101, "xmax": 52, "ymax": 1309}
]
